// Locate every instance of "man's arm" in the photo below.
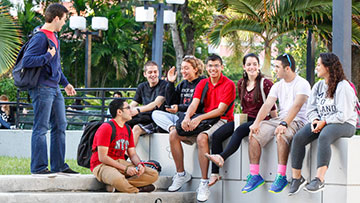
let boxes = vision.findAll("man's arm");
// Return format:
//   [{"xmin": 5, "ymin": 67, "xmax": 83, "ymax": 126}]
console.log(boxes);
[
  {"xmin": 250, "ymin": 96, "xmax": 277, "ymax": 135},
  {"xmin": 22, "ymin": 34, "xmax": 53, "ymax": 68},
  {"xmin": 181, "ymin": 98, "xmax": 200, "ymax": 131},
  {"xmin": 127, "ymin": 147, "xmax": 145, "ymax": 176},
  {"xmin": 188, "ymin": 102, "xmax": 229, "ymax": 131},
  {"xmin": 137, "ymin": 96, "xmax": 165, "ymax": 113}
]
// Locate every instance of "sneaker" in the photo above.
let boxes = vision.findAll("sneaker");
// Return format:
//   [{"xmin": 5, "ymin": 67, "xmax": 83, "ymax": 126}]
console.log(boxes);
[
  {"xmin": 138, "ymin": 184, "xmax": 156, "ymax": 192},
  {"xmin": 197, "ymin": 181, "xmax": 210, "ymax": 202},
  {"xmin": 304, "ymin": 177, "xmax": 324, "ymax": 193},
  {"xmin": 288, "ymin": 176, "xmax": 306, "ymax": 196},
  {"xmin": 31, "ymin": 168, "xmax": 57, "ymax": 178},
  {"xmin": 58, "ymin": 168, "xmax": 80, "ymax": 176},
  {"xmin": 269, "ymin": 174, "xmax": 288, "ymax": 193},
  {"xmin": 241, "ymin": 174, "xmax": 265, "ymax": 193},
  {"xmin": 168, "ymin": 172, "xmax": 192, "ymax": 192}
]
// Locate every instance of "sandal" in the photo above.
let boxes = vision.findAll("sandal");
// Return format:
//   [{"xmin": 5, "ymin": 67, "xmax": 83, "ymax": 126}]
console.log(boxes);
[
  {"xmin": 208, "ymin": 173, "xmax": 221, "ymax": 187},
  {"xmin": 204, "ymin": 153, "xmax": 224, "ymax": 168}
]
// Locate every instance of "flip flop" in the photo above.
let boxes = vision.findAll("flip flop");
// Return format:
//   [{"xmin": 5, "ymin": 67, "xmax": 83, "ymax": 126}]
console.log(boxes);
[
  {"xmin": 208, "ymin": 173, "xmax": 221, "ymax": 187},
  {"xmin": 204, "ymin": 153, "xmax": 224, "ymax": 168}
]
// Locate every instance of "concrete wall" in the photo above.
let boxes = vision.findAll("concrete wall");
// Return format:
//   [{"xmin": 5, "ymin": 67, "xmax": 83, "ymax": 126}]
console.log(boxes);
[{"xmin": 0, "ymin": 130, "xmax": 359, "ymax": 203}]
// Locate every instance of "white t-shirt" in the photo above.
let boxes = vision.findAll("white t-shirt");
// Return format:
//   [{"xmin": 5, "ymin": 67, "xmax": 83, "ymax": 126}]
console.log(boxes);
[{"xmin": 268, "ymin": 75, "xmax": 311, "ymax": 123}]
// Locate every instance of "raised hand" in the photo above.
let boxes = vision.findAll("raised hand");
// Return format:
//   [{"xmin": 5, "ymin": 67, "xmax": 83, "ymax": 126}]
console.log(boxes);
[{"xmin": 167, "ymin": 66, "xmax": 177, "ymax": 83}]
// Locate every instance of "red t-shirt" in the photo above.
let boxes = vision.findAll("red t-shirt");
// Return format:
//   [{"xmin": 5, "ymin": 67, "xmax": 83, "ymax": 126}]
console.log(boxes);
[
  {"xmin": 193, "ymin": 74, "xmax": 236, "ymax": 121},
  {"xmin": 90, "ymin": 120, "xmax": 135, "ymax": 171},
  {"xmin": 237, "ymin": 78, "xmax": 276, "ymax": 119},
  {"xmin": 39, "ymin": 29, "xmax": 58, "ymax": 48}
]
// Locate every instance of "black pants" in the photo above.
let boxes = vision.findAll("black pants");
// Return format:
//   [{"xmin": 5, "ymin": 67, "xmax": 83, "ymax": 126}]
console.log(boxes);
[{"xmin": 210, "ymin": 117, "xmax": 255, "ymax": 173}]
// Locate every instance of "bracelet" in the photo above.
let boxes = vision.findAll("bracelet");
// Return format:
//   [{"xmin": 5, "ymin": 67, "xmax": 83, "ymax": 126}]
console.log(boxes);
[{"xmin": 137, "ymin": 162, "xmax": 145, "ymax": 167}]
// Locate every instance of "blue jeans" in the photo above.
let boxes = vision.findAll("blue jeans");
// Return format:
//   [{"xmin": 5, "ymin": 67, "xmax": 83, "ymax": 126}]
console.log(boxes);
[
  {"xmin": 151, "ymin": 110, "xmax": 179, "ymax": 132},
  {"xmin": 29, "ymin": 85, "xmax": 69, "ymax": 173}
]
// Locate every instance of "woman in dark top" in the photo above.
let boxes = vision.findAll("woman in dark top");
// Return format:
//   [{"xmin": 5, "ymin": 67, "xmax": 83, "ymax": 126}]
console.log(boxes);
[
  {"xmin": 205, "ymin": 53, "xmax": 277, "ymax": 186},
  {"xmin": 0, "ymin": 95, "xmax": 15, "ymax": 129}
]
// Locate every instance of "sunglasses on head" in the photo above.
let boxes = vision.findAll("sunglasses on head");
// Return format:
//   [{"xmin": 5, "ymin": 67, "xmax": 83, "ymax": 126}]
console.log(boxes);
[
  {"xmin": 282, "ymin": 53, "xmax": 292, "ymax": 68},
  {"xmin": 183, "ymin": 55, "xmax": 196, "ymax": 60}
]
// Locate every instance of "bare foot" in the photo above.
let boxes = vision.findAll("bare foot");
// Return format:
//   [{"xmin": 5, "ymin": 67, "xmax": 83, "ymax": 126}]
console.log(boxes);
[{"xmin": 204, "ymin": 153, "xmax": 224, "ymax": 168}]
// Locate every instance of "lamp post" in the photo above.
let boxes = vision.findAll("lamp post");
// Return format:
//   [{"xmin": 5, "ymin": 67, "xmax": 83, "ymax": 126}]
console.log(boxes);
[
  {"xmin": 69, "ymin": 16, "xmax": 108, "ymax": 88},
  {"xmin": 135, "ymin": 0, "xmax": 184, "ymax": 78}
]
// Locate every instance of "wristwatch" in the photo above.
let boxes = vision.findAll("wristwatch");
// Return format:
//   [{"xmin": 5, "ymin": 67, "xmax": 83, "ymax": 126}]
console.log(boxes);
[{"xmin": 279, "ymin": 121, "xmax": 288, "ymax": 128}]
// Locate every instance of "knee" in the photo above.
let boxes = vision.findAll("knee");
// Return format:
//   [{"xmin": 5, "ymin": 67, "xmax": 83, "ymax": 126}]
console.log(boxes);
[
  {"xmin": 196, "ymin": 134, "xmax": 208, "ymax": 148},
  {"xmin": 148, "ymin": 169, "xmax": 159, "ymax": 183},
  {"xmin": 169, "ymin": 130, "xmax": 179, "ymax": 143},
  {"xmin": 132, "ymin": 125, "xmax": 142, "ymax": 137}
]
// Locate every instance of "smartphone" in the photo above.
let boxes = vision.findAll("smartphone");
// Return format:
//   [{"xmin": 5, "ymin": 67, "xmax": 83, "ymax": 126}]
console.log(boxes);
[
  {"xmin": 164, "ymin": 105, "xmax": 172, "ymax": 108},
  {"xmin": 311, "ymin": 123, "xmax": 317, "ymax": 131}
]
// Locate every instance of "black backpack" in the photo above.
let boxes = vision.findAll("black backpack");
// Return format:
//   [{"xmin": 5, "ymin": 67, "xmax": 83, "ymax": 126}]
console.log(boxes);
[
  {"xmin": 12, "ymin": 31, "xmax": 52, "ymax": 90},
  {"xmin": 77, "ymin": 120, "xmax": 131, "ymax": 168}
]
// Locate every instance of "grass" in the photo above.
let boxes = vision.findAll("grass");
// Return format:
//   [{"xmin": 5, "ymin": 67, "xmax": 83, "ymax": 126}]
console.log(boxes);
[{"xmin": 0, "ymin": 156, "xmax": 92, "ymax": 175}]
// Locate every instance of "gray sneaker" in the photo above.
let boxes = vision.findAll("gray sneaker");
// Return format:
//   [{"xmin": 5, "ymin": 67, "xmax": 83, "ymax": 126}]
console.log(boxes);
[
  {"xmin": 288, "ymin": 176, "xmax": 306, "ymax": 196},
  {"xmin": 304, "ymin": 177, "xmax": 324, "ymax": 193}
]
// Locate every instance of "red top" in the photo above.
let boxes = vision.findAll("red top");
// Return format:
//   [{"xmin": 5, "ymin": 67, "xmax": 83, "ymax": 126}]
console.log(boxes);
[
  {"xmin": 90, "ymin": 120, "xmax": 135, "ymax": 171},
  {"xmin": 39, "ymin": 29, "xmax": 58, "ymax": 48},
  {"xmin": 193, "ymin": 74, "xmax": 236, "ymax": 122},
  {"xmin": 237, "ymin": 78, "xmax": 276, "ymax": 119}
]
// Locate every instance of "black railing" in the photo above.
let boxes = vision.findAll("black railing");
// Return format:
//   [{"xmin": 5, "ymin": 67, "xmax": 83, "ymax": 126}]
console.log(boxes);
[{"xmin": 7, "ymin": 88, "xmax": 137, "ymax": 130}]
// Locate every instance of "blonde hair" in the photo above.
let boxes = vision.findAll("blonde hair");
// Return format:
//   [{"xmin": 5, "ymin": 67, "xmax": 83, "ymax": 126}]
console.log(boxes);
[
  {"xmin": 0, "ymin": 95, "xmax": 10, "ymax": 115},
  {"xmin": 183, "ymin": 56, "xmax": 204, "ymax": 76}
]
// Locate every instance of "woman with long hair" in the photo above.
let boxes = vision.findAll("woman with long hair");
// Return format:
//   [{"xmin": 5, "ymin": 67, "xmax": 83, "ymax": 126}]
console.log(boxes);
[
  {"xmin": 205, "ymin": 53, "xmax": 277, "ymax": 186},
  {"xmin": 288, "ymin": 53, "xmax": 358, "ymax": 195}
]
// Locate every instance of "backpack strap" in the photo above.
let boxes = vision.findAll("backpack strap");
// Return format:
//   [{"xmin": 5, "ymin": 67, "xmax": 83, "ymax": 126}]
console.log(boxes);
[
  {"xmin": 106, "ymin": 121, "xmax": 117, "ymax": 143},
  {"xmin": 125, "ymin": 123, "xmax": 131, "ymax": 138},
  {"xmin": 222, "ymin": 99, "xmax": 235, "ymax": 116},
  {"xmin": 260, "ymin": 77, "xmax": 266, "ymax": 102},
  {"xmin": 200, "ymin": 81, "xmax": 209, "ymax": 105}
]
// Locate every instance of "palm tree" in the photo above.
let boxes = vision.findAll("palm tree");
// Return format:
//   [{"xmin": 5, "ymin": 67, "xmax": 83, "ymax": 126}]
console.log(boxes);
[
  {"xmin": 0, "ymin": 5, "xmax": 21, "ymax": 76},
  {"xmin": 209, "ymin": 0, "xmax": 360, "ymax": 76}
]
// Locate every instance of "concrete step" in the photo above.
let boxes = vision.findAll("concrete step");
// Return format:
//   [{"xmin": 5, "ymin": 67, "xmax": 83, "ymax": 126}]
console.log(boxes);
[
  {"xmin": 0, "ymin": 191, "xmax": 197, "ymax": 203},
  {"xmin": 0, "ymin": 175, "xmax": 173, "ymax": 192}
]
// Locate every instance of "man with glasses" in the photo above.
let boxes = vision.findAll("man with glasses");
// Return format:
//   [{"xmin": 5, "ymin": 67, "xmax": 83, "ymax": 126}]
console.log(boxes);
[
  {"xmin": 90, "ymin": 98, "xmax": 158, "ymax": 193},
  {"xmin": 168, "ymin": 54, "xmax": 235, "ymax": 202},
  {"xmin": 241, "ymin": 54, "xmax": 311, "ymax": 194},
  {"xmin": 127, "ymin": 61, "xmax": 167, "ymax": 146}
]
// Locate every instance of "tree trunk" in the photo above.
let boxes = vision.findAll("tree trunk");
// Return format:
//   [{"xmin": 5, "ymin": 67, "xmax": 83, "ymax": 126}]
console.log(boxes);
[
  {"xmin": 170, "ymin": 22, "xmax": 184, "ymax": 82},
  {"xmin": 262, "ymin": 42, "xmax": 272, "ymax": 77},
  {"xmin": 180, "ymin": 1, "xmax": 195, "ymax": 55}
]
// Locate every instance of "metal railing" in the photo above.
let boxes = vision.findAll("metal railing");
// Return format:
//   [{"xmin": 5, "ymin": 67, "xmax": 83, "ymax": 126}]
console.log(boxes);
[{"xmin": 7, "ymin": 88, "xmax": 137, "ymax": 130}]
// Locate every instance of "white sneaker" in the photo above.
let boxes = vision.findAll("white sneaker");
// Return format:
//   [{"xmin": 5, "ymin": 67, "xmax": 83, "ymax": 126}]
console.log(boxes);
[
  {"xmin": 168, "ymin": 172, "xmax": 192, "ymax": 192},
  {"xmin": 197, "ymin": 181, "xmax": 210, "ymax": 202}
]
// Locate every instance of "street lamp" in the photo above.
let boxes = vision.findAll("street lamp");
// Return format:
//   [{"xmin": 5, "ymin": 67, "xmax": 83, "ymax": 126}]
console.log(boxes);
[
  {"xmin": 135, "ymin": 0, "xmax": 185, "ymax": 77},
  {"xmin": 69, "ymin": 16, "xmax": 108, "ymax": 88}
]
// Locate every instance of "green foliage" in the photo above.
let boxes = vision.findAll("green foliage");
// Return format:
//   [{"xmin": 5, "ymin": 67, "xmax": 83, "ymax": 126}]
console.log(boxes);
[
  {"xmin": 0, "ymin": 76, "xmax": 18, "ymax": 101},
  {"xmin": 0, "ymin": 4, "xmax": 21, "ymax": 75}
]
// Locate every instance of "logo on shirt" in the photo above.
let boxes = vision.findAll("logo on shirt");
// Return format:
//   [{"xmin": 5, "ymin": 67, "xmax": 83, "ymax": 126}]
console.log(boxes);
[{"xmin": 114, "ymin": 139, "xmax": 129, "ymax": 151}]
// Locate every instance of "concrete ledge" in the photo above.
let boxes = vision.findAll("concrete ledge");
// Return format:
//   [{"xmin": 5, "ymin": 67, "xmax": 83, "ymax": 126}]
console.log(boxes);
[
  {"xmin": 0, "ymin": 175, "xmax": 172, "ymax": 192},
  {"xmin": 0, "ymin": 191, "xmax": 197, "ymax": 203}
]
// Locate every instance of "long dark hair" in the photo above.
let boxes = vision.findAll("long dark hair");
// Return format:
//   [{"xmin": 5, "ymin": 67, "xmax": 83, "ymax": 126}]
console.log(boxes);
[
  {"xmin": 319, "ymin": 53, "xmax": 347, "ymax": 98},
  {"xmin": 240, "ymin": 53, "xmax": 263, "ymax": 103}
]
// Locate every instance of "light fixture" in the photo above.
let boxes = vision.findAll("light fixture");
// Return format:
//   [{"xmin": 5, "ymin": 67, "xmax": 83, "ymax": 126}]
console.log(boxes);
[
  {"xmin": 165, "ymin": 0, "xmax": 185, "ymax": 4},
  {"xmin": 163, "ymin": 10, "xmax": 176, "ymax": 24},
  {"xmin": 91, "ymin": 17, "xmax": 108, "ymax": 31},
  {"xmin": 135, "ymin": 7, "xmax": 155, "ymax": 22},
  {"xmin": 69, "ymin": 16, "xmax": 86, "ymax": 30}
]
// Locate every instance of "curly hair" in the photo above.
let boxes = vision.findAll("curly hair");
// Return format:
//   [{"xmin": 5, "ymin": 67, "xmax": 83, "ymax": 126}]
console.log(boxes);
[
  {"xmin": 319, "ymin": 53, "xmax": 347, "ymax": 98},
  {"xmin": 183, "ymin": 55, "xmax": 204, "ymax": 76}
]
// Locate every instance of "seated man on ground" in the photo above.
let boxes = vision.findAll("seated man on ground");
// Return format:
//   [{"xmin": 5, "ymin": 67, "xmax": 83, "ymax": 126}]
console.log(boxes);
[
  {"xmin": 127, "ymin": 61, "xmax": 167, "ymax": 145},
  {"xmin": 168, "ymin": 54, "xmax": 236, "ymax": 202},
  {"xmin": 90, "ymin": 98, "xmax": 158, "ymax": 193},
  {"xmin": 242, "ymin": 54, "xmax": 311, "ymax": 194}
]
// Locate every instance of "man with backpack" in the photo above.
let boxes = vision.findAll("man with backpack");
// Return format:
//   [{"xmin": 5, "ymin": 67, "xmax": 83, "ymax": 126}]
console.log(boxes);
[
  {"xmin": 90, "ymin": 98, "xmax": 158, "ymax": 193},
  {"xmin": 21, "ymin": 3, "xmax": 78, "ymax": 176},
  {"xmin": 168, "ymin": 54, "xmax": 236, "ymax": 202}
]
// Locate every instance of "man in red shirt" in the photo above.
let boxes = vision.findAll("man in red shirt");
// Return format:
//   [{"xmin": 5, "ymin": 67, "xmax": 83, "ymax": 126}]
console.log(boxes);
[
  {"xmin": 168, "ymin": 54, "xmax": 235, "ymax": 202},
  {"xmin": 90, "ymin": 98, "xmax": 158, "ymax": 193}
]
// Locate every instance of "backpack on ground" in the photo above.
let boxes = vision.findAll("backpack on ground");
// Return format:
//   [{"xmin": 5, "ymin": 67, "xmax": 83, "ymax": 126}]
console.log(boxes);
[
  {"xmin": 142, "ymin": 160, "xmax": 162, "ymax": 174},
  {"xmin": 12, "ymin": 31, "xmax": 52, "ymax": 90},
  {"xmin": 77, "ymin": 120, "xmax": 131, "ymax": 168}
]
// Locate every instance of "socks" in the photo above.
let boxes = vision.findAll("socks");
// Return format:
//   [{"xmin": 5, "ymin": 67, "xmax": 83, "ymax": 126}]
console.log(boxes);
[
  {"xmin": 177, "ymin": 171, "xmax": 186, "ymax": 177},
  {"xmin": 201, "ymin": 179, "xmax": 209, "ymax": 184},
  {"xmin": 250, "ymin": 164, "xmax": 259, "ymax": 175},
  {"xmin": 277, "ymin": 164, "xmax": 287, "ymax": 176}
]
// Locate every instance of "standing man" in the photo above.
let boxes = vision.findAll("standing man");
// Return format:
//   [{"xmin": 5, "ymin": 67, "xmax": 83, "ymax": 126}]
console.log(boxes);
[
  {"xmin": 168, "ymin": 54, "xmax": 235, "ymax": 202},
  {"xmin": 242, "ymin": 54, "xmax": 311, "ymax": 193},
  {"xmin": 22, "ymin": 3, "xmax": 78, "ymax": 176},
  {"xmin": 127, "ymin": 61, "xmax": 167, "ymax": 146}
]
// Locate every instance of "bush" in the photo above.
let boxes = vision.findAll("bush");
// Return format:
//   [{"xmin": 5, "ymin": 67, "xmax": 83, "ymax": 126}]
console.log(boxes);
[{"xmin": 0, "ymin": 77, "xmax": 18, "ymax": 101}]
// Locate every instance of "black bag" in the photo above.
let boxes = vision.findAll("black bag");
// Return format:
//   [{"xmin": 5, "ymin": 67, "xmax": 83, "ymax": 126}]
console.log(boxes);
[
  {"xmin": 175, "ymin": 81, "xmax": 234, "ymax": 136},
  {"xmin": 77, "ymin": 121, "xmax": 131, "ymax": 168},
  {"xmin": 126, "ymin": 111, "xmax": 153, "ymax": 127},
  {"xmin": 142, "ymin": 160, "xmax": 162, "ymax": 174},
  {"xmin": 12, "ymin": 31, "xmax": 52, "ymax": 90}
]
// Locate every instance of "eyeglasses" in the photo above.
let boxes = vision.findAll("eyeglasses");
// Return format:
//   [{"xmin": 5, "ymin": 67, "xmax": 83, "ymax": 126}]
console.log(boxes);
[
  {"xmin": 282, "ymin": 53, "xmax": 292, "ymax": 68},
  {"xmin": 121, "ymin": 106, "xmax": 131, "ymax": 110}
]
